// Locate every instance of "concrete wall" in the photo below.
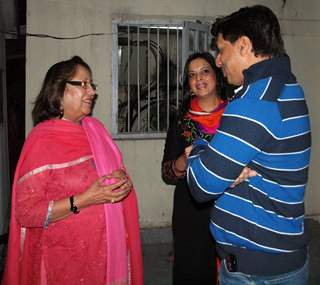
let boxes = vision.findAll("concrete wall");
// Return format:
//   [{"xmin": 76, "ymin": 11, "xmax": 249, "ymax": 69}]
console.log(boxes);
[
  {"xmin": 26, "ymin": 0, "xmax": 320, "ymax": 227},
  {"xmin": 278, "ymin": 1, "xmax": 320, "ymax": 222}
]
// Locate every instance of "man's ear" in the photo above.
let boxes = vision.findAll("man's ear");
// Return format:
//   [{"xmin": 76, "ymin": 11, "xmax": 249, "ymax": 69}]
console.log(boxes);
[{"xmin": 237, "ymin": 36, "xmax": 253, "ymax": 56}]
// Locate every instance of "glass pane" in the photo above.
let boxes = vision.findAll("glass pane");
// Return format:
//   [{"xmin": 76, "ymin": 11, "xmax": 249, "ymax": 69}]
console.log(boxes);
[
  {"xmin": 199, "ymin": 31, "xmax": 205, "ymax": 51},
  {"xmin": 189, "ymin": 30, "xmax": 195, "ymax": 52}
]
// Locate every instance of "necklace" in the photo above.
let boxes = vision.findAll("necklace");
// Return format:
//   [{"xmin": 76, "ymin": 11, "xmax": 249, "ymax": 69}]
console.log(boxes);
[
  {"xmin": 61, "ymin": 117, "xmax": 80, "ymax": 124},
  {"xmin": 188, "ymin": 110, "xmax": 212, "ymax": 116}
]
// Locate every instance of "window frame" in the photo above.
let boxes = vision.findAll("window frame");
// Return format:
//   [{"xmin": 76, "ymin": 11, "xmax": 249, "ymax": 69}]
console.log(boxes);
[{"xmin": 111, "ymin": 19, "xmax": 210, "ymax": 140}]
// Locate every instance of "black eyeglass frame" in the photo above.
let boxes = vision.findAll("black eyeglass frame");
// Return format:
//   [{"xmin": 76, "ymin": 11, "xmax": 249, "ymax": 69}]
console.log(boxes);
[{"xmin": 66, "ymin": 80, "xmax": 97, "ymax": 91}]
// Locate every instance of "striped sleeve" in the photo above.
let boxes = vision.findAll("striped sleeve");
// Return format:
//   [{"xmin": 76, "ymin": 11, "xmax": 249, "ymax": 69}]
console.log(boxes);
[{"xmin": 187, "ymin": 98, "xmax": 280, "ymax": 202}]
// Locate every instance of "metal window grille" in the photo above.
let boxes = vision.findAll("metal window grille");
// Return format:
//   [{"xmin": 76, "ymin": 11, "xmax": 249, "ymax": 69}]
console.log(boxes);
[{"xmin": 112, "ymin": 21, "xmax": 209, "ymax": 139}]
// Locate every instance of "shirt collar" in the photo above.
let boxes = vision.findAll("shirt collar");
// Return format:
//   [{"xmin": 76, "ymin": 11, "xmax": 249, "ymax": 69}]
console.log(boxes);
[
  {"xmin": 232, "ymin": 55, "xmax": 296, "ymax": 100},
  {"xmin": 243, "ymin": 55, "xmax": 295, "ymax": 85}
]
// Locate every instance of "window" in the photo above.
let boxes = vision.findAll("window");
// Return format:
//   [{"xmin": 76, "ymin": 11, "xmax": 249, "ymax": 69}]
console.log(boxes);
[{"xmin": 112, "ymin": 20, "xmax": 210, "ymax": 139}]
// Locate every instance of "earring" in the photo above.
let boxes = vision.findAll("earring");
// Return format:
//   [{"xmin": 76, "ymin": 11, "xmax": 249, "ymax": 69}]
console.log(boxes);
[
  {"xmin": 59, "ymin": 109, "xmax": 64, "ymax": 119},
  {"xmin": 190, "ymin": 90, "xmax": 196, "ymax": 96}
]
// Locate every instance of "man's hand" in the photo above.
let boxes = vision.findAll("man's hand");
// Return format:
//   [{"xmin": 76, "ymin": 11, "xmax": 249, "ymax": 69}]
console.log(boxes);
[{"xmin": 230, "ymin": 167, "xmax": 257, "ymax": 188}]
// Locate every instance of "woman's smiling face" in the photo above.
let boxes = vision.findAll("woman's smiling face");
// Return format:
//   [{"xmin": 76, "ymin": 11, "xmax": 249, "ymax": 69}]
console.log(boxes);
[
  {"xmin": 61, "ymin": 65, "xmax": 96, "ymax": 123},
  {"xmin": 188, "ymin": 57, "xmax": 218, "ymax": 99}
]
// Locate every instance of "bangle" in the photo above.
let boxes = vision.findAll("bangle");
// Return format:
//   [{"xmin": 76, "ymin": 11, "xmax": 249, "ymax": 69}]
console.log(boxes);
[
  {"xmin": 69, "ymin": 196, "xmax": 80, "ymax": 214},
  {"xmin": 44, "ymin": 200, "xmax": 54, "ymax": 228}
]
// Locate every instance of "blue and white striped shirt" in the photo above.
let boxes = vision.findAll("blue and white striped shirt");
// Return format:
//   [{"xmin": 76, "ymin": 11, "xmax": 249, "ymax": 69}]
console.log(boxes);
[{"xmin": 187, "ymin": 56, "xmax": 311, "ymax": 256}]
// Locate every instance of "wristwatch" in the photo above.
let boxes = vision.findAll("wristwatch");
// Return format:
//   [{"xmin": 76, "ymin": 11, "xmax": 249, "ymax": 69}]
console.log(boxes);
[{"xmin": 69, "ymin": 196, "xmax": 80, "ymax": 214}]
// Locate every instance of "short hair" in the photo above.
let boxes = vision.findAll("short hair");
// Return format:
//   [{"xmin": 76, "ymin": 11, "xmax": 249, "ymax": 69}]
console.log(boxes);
[
  {"xmin": 211, "ymin": 5, "xmax": 285, "ymax": 57},
  {"xmin": 32, "ymin": 56, "xmax": 92, "ymax": 126},
  {"xmin": 179, "ymin": 52, "xmax": 227, "ymax": 116}
]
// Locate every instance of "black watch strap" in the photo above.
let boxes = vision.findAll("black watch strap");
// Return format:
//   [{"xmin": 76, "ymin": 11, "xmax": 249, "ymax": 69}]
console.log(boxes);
[{"xmin": 69, "ymin": 196, "xmax": 80, "ymax": 214}]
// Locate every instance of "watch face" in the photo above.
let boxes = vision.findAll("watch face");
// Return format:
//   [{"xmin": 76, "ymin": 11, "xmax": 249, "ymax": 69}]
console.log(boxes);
[{"xmin": 70, "ymin": 196, "xmax": 80, "ymax": 214}]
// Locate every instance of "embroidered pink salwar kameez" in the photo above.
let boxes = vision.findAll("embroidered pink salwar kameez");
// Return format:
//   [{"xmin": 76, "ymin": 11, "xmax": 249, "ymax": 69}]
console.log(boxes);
[{"xmin": 2, "ymin": 117, "xmax": 143, "ymax": 285}]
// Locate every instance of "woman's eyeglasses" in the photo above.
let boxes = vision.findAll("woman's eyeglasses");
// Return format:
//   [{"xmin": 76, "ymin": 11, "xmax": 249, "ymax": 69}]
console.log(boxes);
[{"xmin": 66, "ymin": 80, "xmax": 97, "ymax": 91}]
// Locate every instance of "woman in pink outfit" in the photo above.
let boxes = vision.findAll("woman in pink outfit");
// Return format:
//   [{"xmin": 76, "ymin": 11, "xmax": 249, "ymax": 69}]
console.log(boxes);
[{"xmin": 2, "ymin": 56, "xmax": 143, "ymax": 285}]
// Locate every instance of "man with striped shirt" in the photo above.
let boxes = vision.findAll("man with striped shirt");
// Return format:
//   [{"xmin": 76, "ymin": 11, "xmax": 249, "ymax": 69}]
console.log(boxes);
[{"xmin": 187, "ymin": 5, "xmax": 311, "ymax": 285}]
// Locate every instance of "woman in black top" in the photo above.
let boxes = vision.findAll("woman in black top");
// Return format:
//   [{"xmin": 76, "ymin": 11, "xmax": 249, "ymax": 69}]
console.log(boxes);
[{"xmin": 161, "ymin": 52, "xmax": 228, "ymax": 285}]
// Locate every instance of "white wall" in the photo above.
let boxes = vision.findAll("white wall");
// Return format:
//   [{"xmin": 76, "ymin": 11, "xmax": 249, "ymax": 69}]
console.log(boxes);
[
  {"xmin": 26, "ymin": 0, "xmax": 320, "ymax": 227},
  {"xmin": 278, "ymin": 1, "xmax": 320, "ymax": 222}
]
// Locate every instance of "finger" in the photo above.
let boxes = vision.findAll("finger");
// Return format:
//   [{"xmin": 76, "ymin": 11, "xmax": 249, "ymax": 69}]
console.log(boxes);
[
  {"xmin": 119, "ymin": 183, "xmax": 132, "ymax": 191},
  {"xmin": 242, "ymin": 167, "xmax": 250, "ymax": 177},
  {"xmin": 97, "ymin": 175, "xmax": 110, "ymax": 184},
  {"xmin": 111, "ymin": 170, "xmax": 124, "ymax": 177},
  {"xmin": 249, "ymin": 170, "xmax": 257, "ymax": 177},
  {"xmin": 234, "ymin": 179, "xmax": 240, "ymax": 185},
  {"xmin": 104, "ymin": 179, "xmax": 127, "ymax": 191},
  {"xmin": 116, "ymin": 190, "xmax": 131, "ymax": 201},
  {"xmin": 109, "ymin": 190, "xmax": 130, "ymax": 203},
  {"xmin": 116, "ymin": 186, "xmax": 131, "ymax": 195},
  {"xmin": 110, "ymin": 190, "xmax": 130, "ymax": 204},
  {"xmin": 110, "ymin": 171, "xmax": 128, "ymax": 182},
  {"xmin": 104, "ymin": 173, "xmax": 122, "ymax": 180},
  {"xmin": 242, "ymin": 168, "xmax": 249, "ymax": 177},
  {"xmin": 101, "ymin": 173, "xmax": 121, "ymax": 181}
]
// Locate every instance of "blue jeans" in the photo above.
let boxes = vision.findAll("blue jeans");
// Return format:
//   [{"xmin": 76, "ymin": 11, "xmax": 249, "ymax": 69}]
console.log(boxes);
[{"xmin": 219, "ymin": 256, "xmax": 309, "ymax": 285}]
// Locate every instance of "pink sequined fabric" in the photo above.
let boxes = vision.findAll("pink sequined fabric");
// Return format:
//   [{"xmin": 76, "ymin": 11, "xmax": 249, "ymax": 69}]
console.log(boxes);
[{"xmin": 2, "ymin": 119, "xmax": 109, "ymax": 285}]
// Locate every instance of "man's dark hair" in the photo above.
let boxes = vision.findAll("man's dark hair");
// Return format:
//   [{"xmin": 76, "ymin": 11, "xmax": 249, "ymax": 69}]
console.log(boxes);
[
  {"xmin": 32, "ymin": 56, "xmax": 92, "ymax": 126},
  {"xmin": 211, "ymin": 5, "xmax": 285, "ymax": 57}
]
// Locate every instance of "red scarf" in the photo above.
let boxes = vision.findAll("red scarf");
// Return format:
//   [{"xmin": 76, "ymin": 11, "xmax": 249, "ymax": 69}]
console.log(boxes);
[{"xmin": 185, "ymin": 97, "xmax": 227, "ymax": 134}]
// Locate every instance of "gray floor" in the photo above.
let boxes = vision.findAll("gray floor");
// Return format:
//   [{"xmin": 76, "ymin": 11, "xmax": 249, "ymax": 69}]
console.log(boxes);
[
  {"xmin": 306, "ymin": 219, "xmax": 320, "ymax": 285},
  {"xmin": 143, "ymin": 218, "xmax": 320, "ymax": 285},
  {"xmin": 0, "ymin": 218, "xmax": 319, "ymax": 284},
  {"xmin": 143, "ymin": 242, "xmax": 173, "ymax": 285}
]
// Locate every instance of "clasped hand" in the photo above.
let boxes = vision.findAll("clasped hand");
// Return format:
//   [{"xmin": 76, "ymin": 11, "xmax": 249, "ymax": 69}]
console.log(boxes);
[
  {"xmin": 83, "ymin": 169, "xmax": 132, "ymax": 206},
  {"xmin": 184, "ymin": 145, "xmax": 257, "ymax": 187}
]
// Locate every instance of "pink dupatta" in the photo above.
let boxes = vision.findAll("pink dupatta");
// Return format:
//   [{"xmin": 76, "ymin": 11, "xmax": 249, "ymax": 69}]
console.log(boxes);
[
  {"xmin": 2, "ymin": 119, "xmax": 93, "ymax": 285},
  {"xmin": 2, "ymin": 118, "xmax": 143, "ymax": 285},
  {"xmin": 82, "ymin": 117, "xmax": 143, "ymax": 285}
]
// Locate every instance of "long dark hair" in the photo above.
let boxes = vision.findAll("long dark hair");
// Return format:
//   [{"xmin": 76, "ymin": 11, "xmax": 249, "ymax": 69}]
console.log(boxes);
[
  {"xmin": 179, "ymin": 52, "xmax": 226, "ymax": 117},
  {"xmin": 32, "ymin": 56, "xmax": 92, "ymax": 126}
]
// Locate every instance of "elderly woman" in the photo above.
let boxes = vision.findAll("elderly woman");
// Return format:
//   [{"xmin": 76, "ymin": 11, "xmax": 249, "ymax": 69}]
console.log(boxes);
[{"xmin": 2, "ymin": 56, "xmax": 143, "ymax": 285}]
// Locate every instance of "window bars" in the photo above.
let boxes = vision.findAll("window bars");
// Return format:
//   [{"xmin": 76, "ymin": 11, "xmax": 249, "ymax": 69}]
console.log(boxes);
[{"xmin": 112, "ymin": 21, "xmax": 209, "ymax": 139}]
